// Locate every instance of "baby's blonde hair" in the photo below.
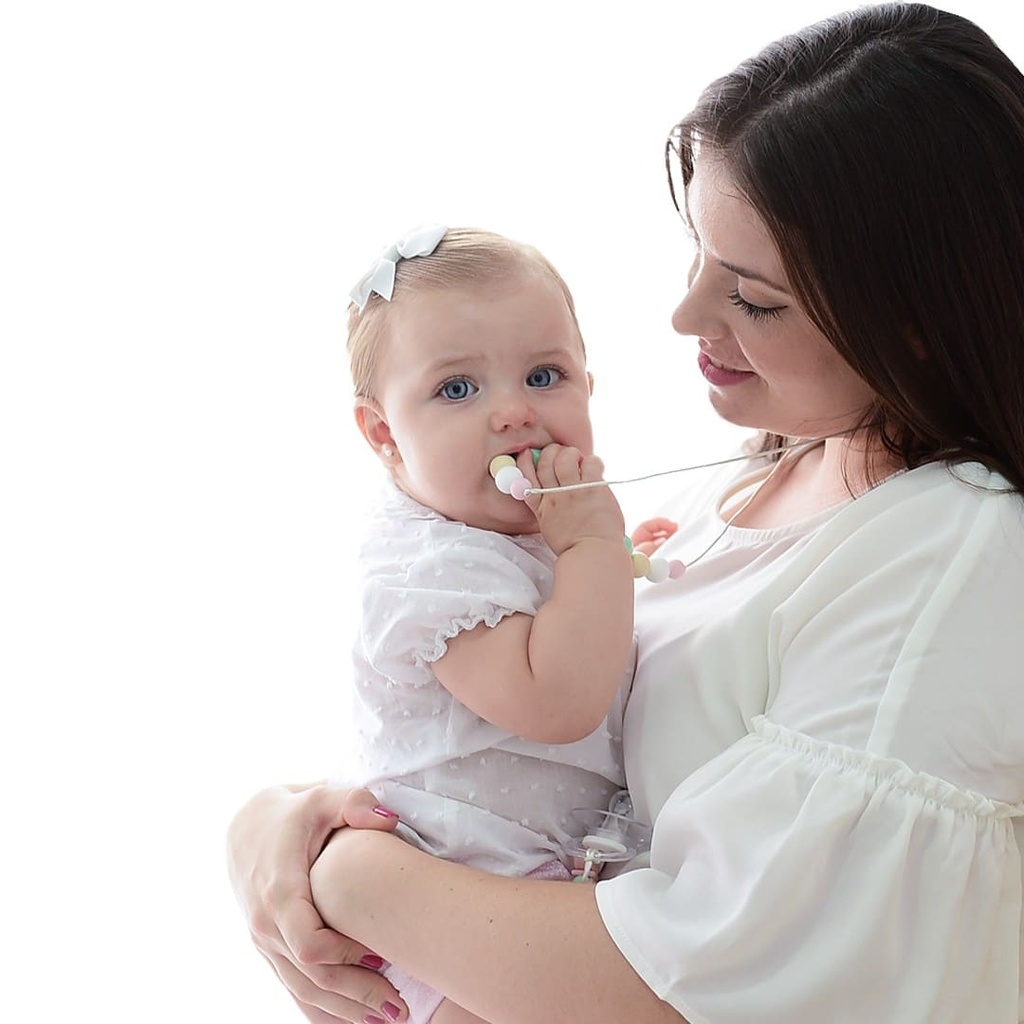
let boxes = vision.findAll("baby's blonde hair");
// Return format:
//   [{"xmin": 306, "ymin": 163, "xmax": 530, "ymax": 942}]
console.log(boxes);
[{"xmin": 347, "ymin": 227, "xmax": 583, "ymax": 399}]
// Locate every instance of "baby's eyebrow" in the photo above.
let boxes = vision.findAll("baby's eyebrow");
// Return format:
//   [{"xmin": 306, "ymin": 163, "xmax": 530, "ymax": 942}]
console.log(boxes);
[{"xmin": 424, "ymin": 352, "xmax": 483, "ymax": 374}]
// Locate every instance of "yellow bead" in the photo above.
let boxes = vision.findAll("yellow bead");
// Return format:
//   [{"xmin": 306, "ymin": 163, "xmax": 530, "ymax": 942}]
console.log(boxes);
[
  {"xmin": 631, "ymin": 552, "xmax": 651, "ymax": 578},
  {"xmin": 489, "ymin": 454, "xmax": 517, "ymax": 478}
]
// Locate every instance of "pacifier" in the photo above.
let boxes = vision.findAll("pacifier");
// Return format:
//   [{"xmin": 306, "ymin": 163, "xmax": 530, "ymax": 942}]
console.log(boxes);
[
  {"xmin": 489, "ymin": 449, "xmax": 686, "ymax": 582},
  {"xmin": 562, "ymin": 790, "xmax": 652, "ymax": 883}
]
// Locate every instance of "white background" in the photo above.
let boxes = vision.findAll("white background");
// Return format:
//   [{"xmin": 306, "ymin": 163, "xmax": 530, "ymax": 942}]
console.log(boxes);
[{"xmin": 3, "ymin": 1, "xmax": 1018, "ymax": 1020}]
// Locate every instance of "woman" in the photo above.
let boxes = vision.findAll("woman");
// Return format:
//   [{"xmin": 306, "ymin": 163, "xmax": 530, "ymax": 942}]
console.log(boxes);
[{"xmin": 228, "ymin": 5, "xmax": 1024, "ymax": 1022}]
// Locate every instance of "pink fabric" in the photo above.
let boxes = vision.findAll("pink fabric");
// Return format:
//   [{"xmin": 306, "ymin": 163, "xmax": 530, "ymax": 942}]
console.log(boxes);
[{"xmin": 382, "ymin": 860, "xmax": 572, "ymax": 1023}]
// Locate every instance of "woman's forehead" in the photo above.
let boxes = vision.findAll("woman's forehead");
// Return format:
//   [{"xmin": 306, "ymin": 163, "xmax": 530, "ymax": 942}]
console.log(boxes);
[{"xmin": 687, "ymin": 151, "xmax": 788, "ymax": 287}]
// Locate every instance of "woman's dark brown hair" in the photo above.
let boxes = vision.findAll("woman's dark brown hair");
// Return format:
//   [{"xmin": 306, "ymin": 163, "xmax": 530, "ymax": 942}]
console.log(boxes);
[{"xmin": 668, "ymin": 2, "xmax": 1024, "ymax": 491}]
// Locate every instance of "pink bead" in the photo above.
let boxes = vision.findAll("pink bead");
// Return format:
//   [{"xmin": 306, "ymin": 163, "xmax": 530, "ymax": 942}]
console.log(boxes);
[
  {"xmin": 668, "ymin": 560, "xmax": 687, "ymax": 579},
  {"xmin": 509, "ymin": 477, "xmax": 530, "ymax": 501}
]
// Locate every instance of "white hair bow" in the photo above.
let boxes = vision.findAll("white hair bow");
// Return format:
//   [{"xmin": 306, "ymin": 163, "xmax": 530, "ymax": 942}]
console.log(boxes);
[{"xmin": 348, "ymin": 224, "xmax": 448, "ymax": 311}]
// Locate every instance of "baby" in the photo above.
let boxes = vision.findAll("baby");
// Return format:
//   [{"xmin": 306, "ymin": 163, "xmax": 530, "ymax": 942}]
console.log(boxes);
[{"xmin": 316, "ymin": 225, "xmax": 642, "ymax": 1024}]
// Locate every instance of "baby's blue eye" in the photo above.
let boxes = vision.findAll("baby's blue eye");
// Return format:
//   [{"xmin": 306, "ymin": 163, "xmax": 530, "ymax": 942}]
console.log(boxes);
[
  {"xmin": 439, "ymin": 378, "xmax": 478, "ymax": 401},
  {"xmin": 526, "ymin": 367, "xmax": 562, "ymax": 388}
]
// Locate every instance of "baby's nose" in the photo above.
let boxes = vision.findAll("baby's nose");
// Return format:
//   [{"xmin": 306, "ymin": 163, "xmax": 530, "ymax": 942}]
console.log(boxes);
[{"xmin": 490, "ymin": 391, "xmax": 537, "ymax": 431}]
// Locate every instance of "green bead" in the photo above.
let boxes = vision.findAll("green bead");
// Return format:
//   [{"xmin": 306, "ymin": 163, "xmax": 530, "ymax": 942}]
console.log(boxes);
[
  {"xmin": 530, "ymin": 447, "xmax": 541, "ymax": 466},
  {"xmin": 623, "ymin": 536, "xmax": 634, "ymax": 553}
]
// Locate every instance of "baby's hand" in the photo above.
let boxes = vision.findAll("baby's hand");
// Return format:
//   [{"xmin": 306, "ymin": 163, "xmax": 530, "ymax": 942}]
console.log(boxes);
[
  {"xmin": 630, "ymin": 517, "xmax": 678, "ymax": 556},
  {"xmin": 521, "ymin": 444, "xmax": 626, "ymax": 557}
]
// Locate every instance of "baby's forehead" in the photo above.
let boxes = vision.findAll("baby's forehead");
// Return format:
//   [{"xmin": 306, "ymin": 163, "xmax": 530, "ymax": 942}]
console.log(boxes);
[{"xmin": 387, "ymin": 278, "xmax": 582, "ymax": 350}]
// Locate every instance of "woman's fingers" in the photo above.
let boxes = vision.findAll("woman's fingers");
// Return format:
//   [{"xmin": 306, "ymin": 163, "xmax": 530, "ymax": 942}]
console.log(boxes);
[
  {"xmin": 269, "ymin": 951, "xmax": 407, "ymax": 1023},
  {"xmin": 340, "ymin": 789, "xmax": 401, "ymax": 832},
  {"xmin": 271, "ymin": 895, "xmax": 354, "ymax": 966}
]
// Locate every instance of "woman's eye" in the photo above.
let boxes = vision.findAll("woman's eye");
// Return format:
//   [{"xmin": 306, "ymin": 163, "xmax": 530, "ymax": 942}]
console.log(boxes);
[
  {"xmin": 439, "ymin": 378, "xmax": 478, "ymax": 401},
  {"xmin": 526, "ymin": 367, "xmax": 562, "ymax": 388},
  {"xmin": 728, "ymin": 289, "xmax": 785, "ymax": 323}
]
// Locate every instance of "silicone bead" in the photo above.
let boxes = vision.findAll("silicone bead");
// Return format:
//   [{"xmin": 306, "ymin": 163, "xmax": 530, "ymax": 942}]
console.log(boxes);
[
  {"xmin": 530, "ymin": 447, "xmax": 542, "ymax": 466},
  {"xmin": 646, "ymin": 558, "xmax": 670, "ymax": 583},
  {"xmin": 489, "ymin": 454, "xmax": 517, "ymax": 478},
  {"xmin": 668, "ymin": 560, "xmax": 686, "ymax": 579},
  {"xmin": 509, "ymin": 477, "xmax": 530, "ymax": 501},
  {"xmin": 623, "ymin": 536, "xmax": 634, "ymax": 554},
  {"xmin": 631, "ymin": 552, "xmax": 651, "ymax": 578},
  {"xmin": 494, "ymin": 465, "xmax": 524, "ymax": 494}
]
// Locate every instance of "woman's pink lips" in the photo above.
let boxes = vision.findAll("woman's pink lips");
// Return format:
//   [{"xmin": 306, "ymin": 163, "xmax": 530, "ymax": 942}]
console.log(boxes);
[{"xmin": 698, "ymin": 351, "xmax": 755, "ymax": 386}]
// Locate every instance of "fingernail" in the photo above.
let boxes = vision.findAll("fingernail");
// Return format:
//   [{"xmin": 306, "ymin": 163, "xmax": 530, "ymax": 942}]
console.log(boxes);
[
  {"xmin": 364, "ymin": 1016, "xmax": 387, "ymax": 1024},
  {"xmin": 373, "ymin": 806, "xmax": 399, "ymax": 819},
  {"xmin": 360, "ymin": 954, "xmax": 385, "ymax": 969},
  {"xmin": 382, "ymin": 1003, "xmax": 401, "ymax": 1022}
]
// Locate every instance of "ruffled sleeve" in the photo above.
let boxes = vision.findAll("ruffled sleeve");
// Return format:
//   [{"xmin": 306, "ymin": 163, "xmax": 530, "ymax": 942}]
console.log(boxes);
[
  {"xmin": 596, "ymin": 717, "xmax": 1023, "ymax": 1023},
  {"xmin": 359, "ymin": 492, "xmax": 554, "ymax": 689}
]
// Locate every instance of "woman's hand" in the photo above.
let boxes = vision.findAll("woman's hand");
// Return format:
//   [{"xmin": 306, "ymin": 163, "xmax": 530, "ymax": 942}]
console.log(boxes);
[{"xmin": 226, "ymin": 782, "xmax": 406, "ymax": 1023}]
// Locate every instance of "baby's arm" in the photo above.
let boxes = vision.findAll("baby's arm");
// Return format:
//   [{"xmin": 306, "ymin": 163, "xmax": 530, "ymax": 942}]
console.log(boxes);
[{"xmin": 432, "ymin": 445, "xmax": 633, "ymax": 745}]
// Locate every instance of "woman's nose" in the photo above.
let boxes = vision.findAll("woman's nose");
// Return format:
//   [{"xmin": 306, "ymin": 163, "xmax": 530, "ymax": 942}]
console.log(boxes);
[{"xmin": 672, "ymin": 256, "xmax": 725, "ymax": 340}]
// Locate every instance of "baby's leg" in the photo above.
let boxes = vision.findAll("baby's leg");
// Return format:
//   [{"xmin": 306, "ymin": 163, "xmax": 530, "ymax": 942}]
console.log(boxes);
[
  {"xmin": 382, "ymin": 963, "xmax": 488, "ymax": 1024},
  {"xmin": 430, "ymin": 997, "xmax": 491, "ymax": 1024}
]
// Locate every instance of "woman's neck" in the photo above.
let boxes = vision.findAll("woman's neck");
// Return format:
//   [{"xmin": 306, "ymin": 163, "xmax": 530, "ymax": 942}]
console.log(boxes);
[{"xmin": 726, "ymin": 434, "xmax": 904, "ymax": 529}]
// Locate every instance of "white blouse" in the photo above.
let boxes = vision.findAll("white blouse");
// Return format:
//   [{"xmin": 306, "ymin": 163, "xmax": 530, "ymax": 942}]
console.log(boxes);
[
  {"xmin": 595, "ymin": 459, "xmax": 1024, "ymax": 1023},
  {"xmin": 349, "ymin": 480, "xmax": 632, "ymax": 876}
]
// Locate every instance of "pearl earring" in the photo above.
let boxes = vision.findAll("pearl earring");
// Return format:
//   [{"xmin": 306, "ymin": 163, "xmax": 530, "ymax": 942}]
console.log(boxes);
[{"xmin": 382, "ymin": 444, "xmax": 395, "ymax": 458}]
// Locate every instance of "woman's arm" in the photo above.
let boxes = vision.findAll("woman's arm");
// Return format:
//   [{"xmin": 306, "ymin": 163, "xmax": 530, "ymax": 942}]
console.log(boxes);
[
  {"xmin": 226, "ymin": 783, "xmax": 409, "ymax": 1023},
  {"xmin": 310, "ymin": 828, "xmax": 687, "ymax": 1024}
]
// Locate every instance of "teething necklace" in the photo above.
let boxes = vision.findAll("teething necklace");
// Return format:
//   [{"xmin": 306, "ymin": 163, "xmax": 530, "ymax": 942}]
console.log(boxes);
[{"xmin": 489, "ymin": 443, "xmax": 800, "ymax": 582}]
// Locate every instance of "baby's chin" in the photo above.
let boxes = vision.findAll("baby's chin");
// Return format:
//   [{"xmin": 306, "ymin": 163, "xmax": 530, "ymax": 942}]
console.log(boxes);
[{"xmin": 468, "ymin": 500, "xmax": 541, "ymax": 537}]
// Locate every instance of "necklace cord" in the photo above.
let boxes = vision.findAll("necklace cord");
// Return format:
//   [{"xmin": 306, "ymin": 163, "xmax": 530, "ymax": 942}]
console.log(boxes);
[{"xmin": 522, "ymin": 431, "xmax": 850, "ymax": 496}]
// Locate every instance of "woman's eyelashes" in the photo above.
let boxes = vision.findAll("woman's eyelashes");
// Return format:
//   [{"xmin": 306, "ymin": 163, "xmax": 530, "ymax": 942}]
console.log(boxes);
[
  {"xmin": 727, "ymin": 289, "xmax": 786, "ymax": 323},
  {"xmin": 435, "ymin": 366, "xmax": 566, "ymax": 402}
]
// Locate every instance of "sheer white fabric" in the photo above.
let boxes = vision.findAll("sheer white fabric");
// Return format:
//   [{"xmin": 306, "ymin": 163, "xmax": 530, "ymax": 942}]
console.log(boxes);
[
  {"xmin": 350, "ymin": 480, "xmax": 632, "ymax": 876},
  {"xmin": 595, "ymin": 459, "xmax": 1024, "ymax": 1023}
]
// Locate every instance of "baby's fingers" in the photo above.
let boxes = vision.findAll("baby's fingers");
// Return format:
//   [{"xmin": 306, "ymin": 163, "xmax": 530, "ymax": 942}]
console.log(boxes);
[{"xmin": 630, "ymin": 517, "xmax": 678, "ymax": 555}]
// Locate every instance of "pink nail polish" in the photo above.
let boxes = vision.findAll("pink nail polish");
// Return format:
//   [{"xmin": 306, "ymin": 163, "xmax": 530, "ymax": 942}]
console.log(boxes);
[
  {"xmin": 373, "ymin": 806, "xmax": 399, "ymax": 819},
  {"xmin": 382, "ymin": 1002, "xmax": 401, "ymax": 1021},
  {"xmin": 360, "ymin": 954, "xmax": 385, "ymax": 969}
]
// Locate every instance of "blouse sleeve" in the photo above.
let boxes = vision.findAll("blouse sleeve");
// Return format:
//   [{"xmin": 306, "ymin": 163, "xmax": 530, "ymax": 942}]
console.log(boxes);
[
  {"xmin": 595, "ymin": 718, "xmax": 1023, "ymax": 1024},
  {"xmin": 360, "ymin": 519, "xmax": 551, "ymax": 688}
]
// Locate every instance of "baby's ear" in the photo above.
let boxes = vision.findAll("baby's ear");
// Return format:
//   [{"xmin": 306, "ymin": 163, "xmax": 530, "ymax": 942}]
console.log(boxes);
[{"xmin": 354, "ymin": 399, "xmax": 399, "ymax": 463}]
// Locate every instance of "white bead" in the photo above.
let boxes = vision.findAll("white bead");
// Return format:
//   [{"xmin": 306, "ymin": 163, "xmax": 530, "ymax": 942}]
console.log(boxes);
[
  {"xmin": 493, "ymin": 465, "xmax": 523, "ymax": 494},
  {"xmin": 646, "ymin": 558, "xmax": 670, "ymax": 583}
]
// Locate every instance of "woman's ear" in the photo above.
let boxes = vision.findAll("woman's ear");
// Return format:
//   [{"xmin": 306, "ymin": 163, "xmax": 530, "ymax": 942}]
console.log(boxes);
[{"xmin": 354, "ymin": 399, "xmax": 399, "ymax": 465}]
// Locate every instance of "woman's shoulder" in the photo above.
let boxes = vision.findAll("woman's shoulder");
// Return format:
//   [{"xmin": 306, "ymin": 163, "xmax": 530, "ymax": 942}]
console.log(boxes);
[{"xmin": 831, "ymin": 459, "xmax": 1023, "ymax": 549}]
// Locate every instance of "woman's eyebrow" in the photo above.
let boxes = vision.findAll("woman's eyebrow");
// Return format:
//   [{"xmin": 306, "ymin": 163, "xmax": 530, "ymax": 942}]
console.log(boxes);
[{"xmin": 717, "ymin": 258, "xmax": 790, "ymax": 295}]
